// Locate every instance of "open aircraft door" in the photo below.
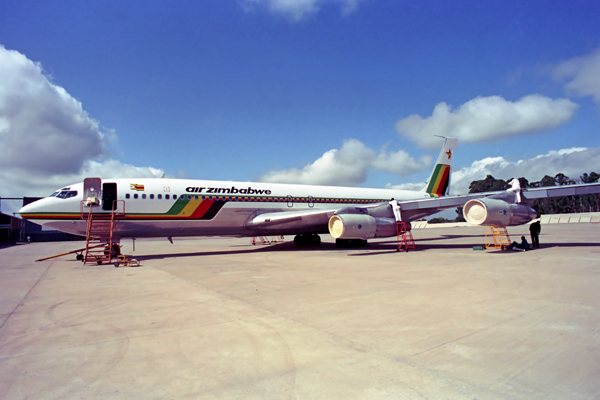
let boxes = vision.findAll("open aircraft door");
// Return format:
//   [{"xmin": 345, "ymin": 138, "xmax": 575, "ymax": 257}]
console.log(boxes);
[
  {"xmin": 102, "ymin": 182, "xmax": 118, "ymax": 211},
  {"xmin": 83, "ymin": 177, "xmax": 102, "ymax": 207}
]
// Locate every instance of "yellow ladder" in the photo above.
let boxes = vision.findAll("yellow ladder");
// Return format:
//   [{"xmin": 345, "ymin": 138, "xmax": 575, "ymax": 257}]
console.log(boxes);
[{"xmin": 485, "ymin": 226, "xmax": 511, "ymax": 249}]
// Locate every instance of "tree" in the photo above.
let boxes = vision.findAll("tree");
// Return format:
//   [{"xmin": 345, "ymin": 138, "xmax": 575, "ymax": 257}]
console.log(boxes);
[
  {"xmin": 428, "ymin": 217, "xmax": 449, "ymax": 224},
  {"xmin": 540, "ymin": 175, "xmax": 557, "ymax": 187},
  {"xmin": 454, "ymin": 207, "xmax": 466, "ymax": 222},
  {"xmin": 468, "ymin": 175, "xmax": 509, "ymax": 193},
  {"xmin": 555, "ymin": 173, "xmax": 575, "ymax": 186},
  {"xmin": 581, "ymin": 172, "xmax": 600, "ymax": 183}
]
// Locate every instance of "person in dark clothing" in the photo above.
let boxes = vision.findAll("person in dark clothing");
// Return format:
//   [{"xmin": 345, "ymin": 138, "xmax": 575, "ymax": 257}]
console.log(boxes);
[
  {"xmin": 529, "ymin": 220, "xmax": 541, "ymax": 248},
  {"xmin": 504, "ymin": 236, "xmax": 531, "ymax": 251}
]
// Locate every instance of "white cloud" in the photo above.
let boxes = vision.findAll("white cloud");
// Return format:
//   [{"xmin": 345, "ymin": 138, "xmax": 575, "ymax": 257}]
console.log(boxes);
[
  {"xmin": 0, "ymin": 45, "xmax": 109, "ymax": 175},
  {"xmin": 258, "ymin": 139, "xmax": 376, "ymax": 185},
  {"xmin": 373, "ymin": 149, "xmax": 431, "ymax": 176},
  {"xmin": 384, "ymin": 182, "xmax": 425, "ymax": 192},
  {"xmin": 240, "ymin": 0, "xmax": 363, "ymax": 21},
  {"xmin": 450, "ymin": 146, "xmax": 600, "ymax": 195},
  {"xmin": 0, "ymin": 45, "xmax": 163, "ymax": 213},
  {"xmin": 258, "ymin": 139, "xmax": 431, "ymax": 186},
  {"xmin": 395, "ymin": 95, "xmax": 579, "ymax": 148},
  {"xmin": 551, "ymin": 46, "xmax": 600, "ymax": 105}
]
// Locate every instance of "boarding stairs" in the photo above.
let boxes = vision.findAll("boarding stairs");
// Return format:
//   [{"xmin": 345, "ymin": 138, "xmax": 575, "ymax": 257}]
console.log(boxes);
[
  {"xmin": 485, "ymin": 226, "xmax": 511, "ymax": 249},
  {"xmin": 81, "ymin": 200, "xmax": 125, "ymax": 265},
  {"xmin": 397, "ymin": 222, "xmax": 416, "ymax": 252}
]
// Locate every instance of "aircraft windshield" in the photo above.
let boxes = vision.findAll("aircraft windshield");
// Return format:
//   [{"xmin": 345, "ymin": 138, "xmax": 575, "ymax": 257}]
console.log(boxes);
[
  {"xmin": 49, "ymin": 191, "xmax": 59, "ymax": 197},
  {"xmin": 56, "ymin": 190, "xmax": 78, "ymax": 199}
]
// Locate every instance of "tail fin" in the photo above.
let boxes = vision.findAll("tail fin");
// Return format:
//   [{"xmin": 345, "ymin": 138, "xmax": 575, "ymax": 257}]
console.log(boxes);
[{"xmin": 421, "ymin": 137, "xmax": 457, "ymax": 197}]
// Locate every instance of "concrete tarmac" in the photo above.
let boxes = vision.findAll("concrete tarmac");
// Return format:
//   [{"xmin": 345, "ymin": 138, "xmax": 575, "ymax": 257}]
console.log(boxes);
[{"xmin": 1, "ymin": 223, "xmax": 599, "ymax": 399}]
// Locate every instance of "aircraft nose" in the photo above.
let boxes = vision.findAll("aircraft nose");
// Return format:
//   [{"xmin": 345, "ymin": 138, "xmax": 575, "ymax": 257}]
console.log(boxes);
[
  {"xmin": 19, "ymin": 202, "xmax": 36, "ymax": 218},
  {"xmin": 19, "ymin": 199, "xmax": 45, "ymax": 219}
]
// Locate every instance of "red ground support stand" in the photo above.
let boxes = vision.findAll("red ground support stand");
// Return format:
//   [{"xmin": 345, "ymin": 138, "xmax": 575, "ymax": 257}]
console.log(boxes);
[
  {"xmin": 81, "ymin": 200, "xmax": 125, "ymax": 265},
  {"xmin": 397, "ymin": 222, "xmax": 416, "ymax": 252}
]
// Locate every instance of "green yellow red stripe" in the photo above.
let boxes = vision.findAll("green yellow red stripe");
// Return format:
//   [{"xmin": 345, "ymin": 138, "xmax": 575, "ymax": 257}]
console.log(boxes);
[{"xmin": 426, "ymin": 164, "xmax": 450, "ymax": 197}]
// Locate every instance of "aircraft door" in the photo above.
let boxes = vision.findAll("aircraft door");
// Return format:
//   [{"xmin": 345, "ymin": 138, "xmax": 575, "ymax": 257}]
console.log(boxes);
[
  {"xmin": 83, "ymin": 177, "xmax": 102, "ymax": 206},
  {"xmin": 102, "ymin": 183, "xmax": 118, "ymax": 211}
]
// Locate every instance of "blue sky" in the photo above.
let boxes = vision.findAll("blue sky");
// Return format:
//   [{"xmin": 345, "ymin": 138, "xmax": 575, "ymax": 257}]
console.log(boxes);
[{"xmin": 1, "ymin": 0, "xmax": 600, "ymax": 214}]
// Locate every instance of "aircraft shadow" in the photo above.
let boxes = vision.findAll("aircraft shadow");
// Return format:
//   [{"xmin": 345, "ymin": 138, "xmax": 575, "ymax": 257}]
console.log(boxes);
[
  {"xmin": 133, "ymin": 241, "xmax": 340, "ymax": 261},
  {"xmin": 132, "ymin": 238, "xmax": 598, "ymax": 262},
  {"xmin": 347, "ymin": 239, "xmax": 599, "ymax": 256},
  {"xmin": 413, "ymin": 233, "xmax": 486, "ymax": 241}
]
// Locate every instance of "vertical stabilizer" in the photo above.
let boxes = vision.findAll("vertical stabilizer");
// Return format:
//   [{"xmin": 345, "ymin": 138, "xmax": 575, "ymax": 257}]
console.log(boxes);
[{"xmin": 422, "ymin": 137, "xmax": 457, "ymax": 197}]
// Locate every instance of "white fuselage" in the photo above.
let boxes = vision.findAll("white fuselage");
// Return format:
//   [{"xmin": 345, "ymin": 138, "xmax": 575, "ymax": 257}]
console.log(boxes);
[{"xmin": 20, "ymin": 178, "xmax": 432, "ymax": 239}]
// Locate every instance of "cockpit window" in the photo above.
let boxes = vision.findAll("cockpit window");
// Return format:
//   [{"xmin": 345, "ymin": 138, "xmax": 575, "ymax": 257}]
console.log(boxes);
[
  {"xmin": 56, "ymin": 190, "xmax": 78, "ymax": 199},
  {"xmin": 49, "ymin": 191, "xmax": 59, "ymax": 197}
]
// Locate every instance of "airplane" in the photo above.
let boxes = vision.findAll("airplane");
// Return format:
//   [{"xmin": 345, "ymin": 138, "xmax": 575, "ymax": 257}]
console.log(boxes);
[{"xmin": 18, "ymin": 137, "xmax": 600, "ymax": 248}]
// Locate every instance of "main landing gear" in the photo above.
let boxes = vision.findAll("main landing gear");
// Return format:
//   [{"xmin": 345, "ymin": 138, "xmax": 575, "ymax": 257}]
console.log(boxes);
[{"xmin": 293, "ymin": 234, "xmax": 321, "ymax": 246}]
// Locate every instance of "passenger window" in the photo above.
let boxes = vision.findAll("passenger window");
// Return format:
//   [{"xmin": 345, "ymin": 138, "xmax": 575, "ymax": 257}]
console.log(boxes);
[
  {"xmin": 173, "ymin": 195, "xmax": 177, "ymax": 200},
  {"xmin": 134, "ymin": 194, "xmax": 138, "ymax": 199},
  {"xmin": 165, "ymin": 194, "xmax": 170, "ymax": 200},
  {"xmin": 194, "ymin": 196, "xmax": 199, "ymax": 200},
  {"xmin": 188, "ymin": 195, "xmax": 192, "ymax": 200},
  {"xmin": 126, "ymin": 194, "xmax": 130, "ymax": 199},
  {"xmin": 158, "ymin": 194, "xmax": 162, "ymax": 200},
  {"xmin": 142, "ymin": 194, "xmax": 147, "ymax": 199},
  {"xmin": 150, "ymin": 194, "xmax": 154, "ymax": 199}
]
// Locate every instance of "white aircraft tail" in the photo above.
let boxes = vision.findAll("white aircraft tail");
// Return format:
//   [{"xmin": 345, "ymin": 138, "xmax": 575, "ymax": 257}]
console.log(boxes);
[{"xmin": 421, "ymin": 137, "xmax": 458, "ymax": 197}]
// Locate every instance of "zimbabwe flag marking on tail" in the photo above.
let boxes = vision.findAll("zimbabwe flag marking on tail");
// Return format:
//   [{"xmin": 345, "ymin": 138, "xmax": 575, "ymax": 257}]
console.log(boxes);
[{"xmin": 426, "ymin": 164, "xmax": 450, "ymax": 197}]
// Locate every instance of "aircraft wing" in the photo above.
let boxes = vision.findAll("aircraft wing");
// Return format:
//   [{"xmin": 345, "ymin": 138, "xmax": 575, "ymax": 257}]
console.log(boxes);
[
  {"xmin": 522, "ymin": 182, "xmax": 600, "ymax": 198},
  {"xmin": 400, "ymin": 182, "xmax": 600, "ymax": 214},
  {"xmin": 245, "ymin": 209, "xmax": 337, "ymax": 232},
  {"xmin": 245, "ymin": 182, "xmax": 600, "ymax": 237},
  {"xmin": 399, "ymin": 193, "xmax": 486, "ymax": 212}
]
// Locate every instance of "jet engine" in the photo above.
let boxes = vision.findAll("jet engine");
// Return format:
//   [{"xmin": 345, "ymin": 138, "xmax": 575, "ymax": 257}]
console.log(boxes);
[
  {"xmin": 463, "ymin": 198, "xmax": 537, "ymax": 226},
  {"xmin": 328, "ymin": 214, "xmax": 397, "ymax": 240}
]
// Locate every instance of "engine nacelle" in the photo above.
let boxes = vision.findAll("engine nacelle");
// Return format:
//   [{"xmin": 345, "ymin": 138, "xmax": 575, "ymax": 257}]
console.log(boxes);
[
  {"xmin": 328, "ymin": 214, "xmax": 398, "ymax": 240},
  {"xmin": 463, "ymin": 198, "xmax": 537, "ymax": 226}
]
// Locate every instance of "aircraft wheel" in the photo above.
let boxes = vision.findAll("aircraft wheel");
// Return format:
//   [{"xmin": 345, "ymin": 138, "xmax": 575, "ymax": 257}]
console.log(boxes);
[
  {"xmin": 312, "ymin": 234, "xmax": 321, "ymax": 246},
  {"xmin": 293, "ymin": 234, "xmax": 321, "ymax": 247},
  {"xmin": 76, "ymin": 254, "xmax": 83, "ymax": 261}
]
